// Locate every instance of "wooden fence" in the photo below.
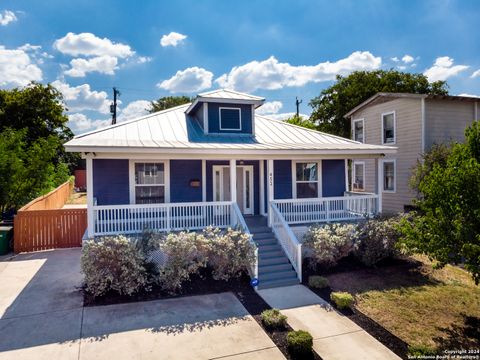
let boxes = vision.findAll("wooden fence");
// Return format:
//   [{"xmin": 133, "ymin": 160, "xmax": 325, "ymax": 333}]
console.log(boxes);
[{"xmin": 14, "ymin": 179, "xmax": 87, "ymax": 253}]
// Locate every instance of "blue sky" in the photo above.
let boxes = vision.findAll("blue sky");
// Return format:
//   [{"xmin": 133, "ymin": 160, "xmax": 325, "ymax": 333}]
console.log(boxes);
[{"xmin": 1, "ymin": 0, "xmax": 479, "ymax": 133}]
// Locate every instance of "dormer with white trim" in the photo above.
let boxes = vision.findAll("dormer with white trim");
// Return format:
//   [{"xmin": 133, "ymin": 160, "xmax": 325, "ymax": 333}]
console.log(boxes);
[{"xmin": 186, "ymin": 89, "xmax": 265, "ymax": 135}]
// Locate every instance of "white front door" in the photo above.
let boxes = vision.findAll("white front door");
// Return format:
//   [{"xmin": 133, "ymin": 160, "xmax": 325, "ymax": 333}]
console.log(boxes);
[{"xmin": 213, "ymin": 165, "xmax": 254, "ymax": 215}]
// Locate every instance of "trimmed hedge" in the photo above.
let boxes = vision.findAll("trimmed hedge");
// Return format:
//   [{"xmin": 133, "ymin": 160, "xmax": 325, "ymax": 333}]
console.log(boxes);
[
  {"xmin": 330, "ymin": 291, "xmax": 354, "ymax": 309},
  {"xmin": 287, "ymin": 330, "xmax": 313, "ymax": 358},
  {"xmin": 308, "ymin": 275, "xmax": 329, "ymax": 289},
  {"xmin": 260, "ymin": 309, "xmax": 287, "ymax": 329}
]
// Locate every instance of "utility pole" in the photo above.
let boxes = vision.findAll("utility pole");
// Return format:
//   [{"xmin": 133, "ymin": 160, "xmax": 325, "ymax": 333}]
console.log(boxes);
[
  {"xmin": 110, "ymin": 87, "xmax": 121, "ymax": 125},
  {"xmin": 295, "ymin": 96, "xmax": 302, "ymax": 117}
]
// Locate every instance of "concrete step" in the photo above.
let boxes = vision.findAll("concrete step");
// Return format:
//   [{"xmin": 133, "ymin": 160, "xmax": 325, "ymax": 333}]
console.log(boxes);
[
  {"xmin": 260, "ymin": 269, "xmax": 298, "ymax": 282},
  {"xmin": 259, "ymin": 256, "xmax": 290, "ymax": 266},
  {"xmin": 258, "ymin": 263, "xmax": 293, "ymax": 274},
  {"xmin": 258, "ymin": 277, "xmax": 300, "ymax": 289}
]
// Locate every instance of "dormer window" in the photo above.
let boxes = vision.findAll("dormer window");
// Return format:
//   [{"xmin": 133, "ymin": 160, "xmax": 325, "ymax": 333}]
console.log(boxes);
[{"xmin": 219, "ymin": 107, "xmax": 241, "ymax": 130}]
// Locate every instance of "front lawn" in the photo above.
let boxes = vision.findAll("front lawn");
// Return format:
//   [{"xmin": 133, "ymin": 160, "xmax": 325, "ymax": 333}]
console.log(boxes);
[{"xmin": 324, "ymin": 255, "xmax": 480, "ymax": 353}]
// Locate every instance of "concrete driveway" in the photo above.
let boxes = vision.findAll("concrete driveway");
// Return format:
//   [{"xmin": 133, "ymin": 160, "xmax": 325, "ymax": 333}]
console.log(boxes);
[{"xmin": 0, "ymin": 249, "xmax": 284, "ymax": 360}]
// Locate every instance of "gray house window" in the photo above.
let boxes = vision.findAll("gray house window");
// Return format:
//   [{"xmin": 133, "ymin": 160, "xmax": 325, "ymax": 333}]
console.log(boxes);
[
  {"xmin": 219, "ymin": 107, "xmax": 241, "ymax": 130},
  {"xmin": 353, "ymin": 161, "xmax": 365, "ymax": 190},
  {"xmin": 134, "ymin": 162, "xmax": 165, "ymax": 204},
  {"xmin": 383, "ymin": 160, "xmax": 396, "ymax": 192},
  {"xmin": 382, "ymin": 112, "xmax": 395, "ymax": 144},
  {"xmin": 295, "ymin": 162, "xmax": 319, "ymax": 198},
  {"xmin": 353, "ymin": 119, "xmax": 364, "ymax": 143}
]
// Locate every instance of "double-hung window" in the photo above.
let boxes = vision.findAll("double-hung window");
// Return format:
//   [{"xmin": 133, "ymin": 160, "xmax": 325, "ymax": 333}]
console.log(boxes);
[
  {"xmin": 352, "ymin": 161, "xmax": 365, "ymax": 190},
  {"xmin": 134, "ymin": 162, "xmax": 166, "ymax": 204},
  {"xmin": 353, "ymin": 119, "xmax": 364, "ymax": 143},
  {"xmin": 295, "ymin": 162, "xmax": 319, "ymax": 198},
  {"xmin": 383, "ymin": 160, "xmax": 396, "ymax": 192},
  {"xmin": 382, "ymin": 112, "xmax": 395, "ymax": 144}
]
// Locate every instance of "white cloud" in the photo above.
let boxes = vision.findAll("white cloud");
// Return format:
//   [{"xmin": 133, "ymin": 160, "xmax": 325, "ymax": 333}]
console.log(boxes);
[
  {"xmin": 424, "ymin": 56, "xmax": 469, "ymax": 82},
  {"xmin": 391, "ymin": 57, "xmax": 399, "ymax": 62},
  {"xmin": 0, "ymin": 45, "xmax": 43, "ymax": 86},
  {"xmin": 255, "ymin": 101, "xmax": 283, "ymax": 115},
  {"xmin": 402, "ymin": 55, "xmax": 414, "ymax": 63},
  {"xmin": 52, "ymin": 80, "xmax": 110, "ymax": 113},
  {"xmin": 262, "ymin": 112, "xmax": 309, "ymax": 121},
  {"xmin": 118, "ymin": 100, "xmax": 150, "ymax": 121},
  {"xmin": 471, "ymin": 69, "xmax": 480, "ymax": 78},
  {"xmin": 458, "ymin": 93, "xmax": 480, "ymax": 98},
  {"xmin": 64, "ymin": 55, "xmax": 118, "ymax": 77},
  {"xmin": 160, "ymin": 32, "xmax": 187, "ymax": 47},
  {"xmin": 53, "ymin": 32, "xmax": 134, "ymax": 58},
  {"xmin": 0, "ymin": 10, "xmax": 17, "ymax": 26},
  {"xmin": 158, "ymin": 66, "xmax": 213, "ymax": 93},
  {"xmin": 216, "ymin": 51, "xmax": 381, "ymax": 92},
  {"xmin": 68, "ymin": 113, "xmax": 110, "ymax": 133}
]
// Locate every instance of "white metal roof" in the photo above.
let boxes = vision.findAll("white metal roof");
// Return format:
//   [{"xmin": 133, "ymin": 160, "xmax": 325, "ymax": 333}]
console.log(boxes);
[
  {"xmin": 64, "ymin": 103, "xmax": 396, "ymax": 156},
  {"xmin": 186, "ymin": 88, "xmax": 265, "ymax": 114}
]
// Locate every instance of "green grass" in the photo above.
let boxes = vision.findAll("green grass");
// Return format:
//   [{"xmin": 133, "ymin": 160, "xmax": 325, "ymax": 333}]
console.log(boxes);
[{"xmin": 325, "ymin": 255, "xmax": 480, "ymax": 351}]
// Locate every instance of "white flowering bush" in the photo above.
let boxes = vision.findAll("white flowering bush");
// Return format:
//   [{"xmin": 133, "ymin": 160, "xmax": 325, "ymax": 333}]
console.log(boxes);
[
  {"xmin": 202, "ymin": 227, "xmax": 256, "ymax": 280},
  {"xmin": 303, "ymin": 223, "xmax": 355, "ymax": 268},
  {"xmin": 354, "ymin": 216, "xmax": 401, "ymax": 266},
  {"xmin": 81, "ymin": 236, "xmax": 148, "ymax": 297},
  {"xmin": 157, "ymin": 231, "xmax": 208, "ymax": 293}
]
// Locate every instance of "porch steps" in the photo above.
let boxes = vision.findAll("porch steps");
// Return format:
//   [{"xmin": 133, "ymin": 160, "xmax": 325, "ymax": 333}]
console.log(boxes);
[{"xmin": 245, "ymin": 216, "xmax": 300, "ymax": 290}]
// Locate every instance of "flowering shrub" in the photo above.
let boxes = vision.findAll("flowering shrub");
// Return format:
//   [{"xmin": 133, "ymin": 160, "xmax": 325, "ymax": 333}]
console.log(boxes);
[
  {"xmin": 157, "ymin": 231, "xmax": 207, "ymax": 293},
  {"xmin": 354, "ymin": 216, "xmax": 401, "ymax": 266},
  {"xmin": 202, "ymin": 227, "xmax": 256, "ymax": 280},
  {"xmin": 81, "ymin": 236, "xmax": 148, "ymax": 297},
  {"xmin": 303, "ymin": 223, "xmax": 355, "ymax": 268}
]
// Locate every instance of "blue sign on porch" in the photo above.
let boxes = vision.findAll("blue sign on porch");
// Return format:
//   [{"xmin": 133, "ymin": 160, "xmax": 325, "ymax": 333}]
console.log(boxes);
[{"xmin": 250, "ymin": 278, "xmax": 259, "ymax": 287}]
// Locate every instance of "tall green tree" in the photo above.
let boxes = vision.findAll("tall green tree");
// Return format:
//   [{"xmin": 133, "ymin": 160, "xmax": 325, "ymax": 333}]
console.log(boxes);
[
  {"xmin": 285, "ymin": 114, "xmax": 317, "ymax": 130},
  {"xmin": 309, "ymin": 70, "xmax": 449, "ymax": 138},
  {"xmin": 149, "ymin": 96, "xmax": 193, "ymax": 113},
  {"xmin": 0, "ymin": 82, "xmax": 79, "ymax": 171},
  {"xmin": 399, "ymin": 121, "xmax": 480, "ymax": 283}
]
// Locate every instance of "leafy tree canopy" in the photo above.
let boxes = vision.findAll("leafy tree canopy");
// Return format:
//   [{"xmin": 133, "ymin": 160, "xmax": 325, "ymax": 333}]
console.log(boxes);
[
  {"xmin": 149, "ymin": 96, "xmax": 193, "ymax": 113},
  {"xmin": 0, "ymin": 128, "xmax": 70, "ymax": 216},
  {"xmin": 285, "ymin": 115, "xmax": 317, "ymax": 130},
  {"xmin": 309, "ymin": 70, "xmax": 449, "ymax": 138},
  {"xmin": 399, "ymin": 121, "xmax": 480, "ymax": 283}
]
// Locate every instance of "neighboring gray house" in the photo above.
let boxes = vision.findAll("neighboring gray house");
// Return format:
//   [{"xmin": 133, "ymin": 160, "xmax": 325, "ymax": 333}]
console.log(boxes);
[{"xmin": 345, "ymin": 92, "xmax": 479, "ymax": 213}]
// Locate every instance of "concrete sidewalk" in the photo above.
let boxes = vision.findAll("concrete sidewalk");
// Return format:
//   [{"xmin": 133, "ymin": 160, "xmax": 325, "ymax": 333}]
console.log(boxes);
[{"xmin": 257, "ymin": 284, "xmax": 400, "ymax": 360}]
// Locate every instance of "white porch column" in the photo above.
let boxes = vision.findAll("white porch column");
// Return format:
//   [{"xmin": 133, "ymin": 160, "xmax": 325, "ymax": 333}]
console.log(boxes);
[
  {"xmin": 201, "ymin": 160, "xmax": 206, "ymax": 202},
  {"xmin": 229, "ymin": 159, "xmax": 236, "ymax": 203},
  {"xmin": 259, "ymin": 160, "xmax": 265, "ymax": 215},
  {"xmin": 267, "ymin": 159, "xmax": 274, "ymax": 225},
  {"xmin": 86, "ymin": 155, "xmax": 94, "ymax": 238},
  {"xmin": 376, "ymin": 158, "xmax": 383, "ymax": 214}
]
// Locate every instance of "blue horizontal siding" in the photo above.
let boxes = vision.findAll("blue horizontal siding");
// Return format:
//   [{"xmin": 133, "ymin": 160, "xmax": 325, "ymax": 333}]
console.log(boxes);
[
  {"xmin": 93, "ymin": 159, "xmax": 129, "ymax": 205},
  {"xmin": 170, "ymin": 160, "xmax": 202, "ymax": 202},
  {"xmin": 322, "ymin": 160, "xmax": 346, "ymax": 197},
  {"xmin": 274, "ymin": 160, "xmax": 292, "ymax": 199}
]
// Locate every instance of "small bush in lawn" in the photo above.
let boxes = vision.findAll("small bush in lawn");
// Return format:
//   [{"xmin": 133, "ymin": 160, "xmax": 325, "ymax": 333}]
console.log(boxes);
[
  {"xmin": 303, "ymin": 223, "xmax": 355, "ymax": 268},
  {"xmin": 287, "ymin": 330, "xmax": 313, "ymax": 358},
  {"xmin": 308, "ymin": 275, "xmax": 329, "ymax": 289},
  {"xmin": 81, "ymin": 236, "xmax": 148, "ymax": 297},
  {"xmin": 260, "ymin": 309, "xmax": 287, "ymax": 329},
  {"xmin": 354, "ymin": 216, "xmax": 402, "ymax": 266},
  {"xmin": 202, "ymin": 227, "xmax": 256, "ymax": 280},
  {"xmin": 330, "ymin": 291, "xmax": 354, "ymax": 309}
]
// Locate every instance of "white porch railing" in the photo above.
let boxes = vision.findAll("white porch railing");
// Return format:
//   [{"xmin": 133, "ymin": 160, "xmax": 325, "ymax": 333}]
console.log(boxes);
[
  {"xmin": 232, "ymin": 203, "xmax": 258, "ymax": 281},
  {"xmin": 270, "ymin": 203, "xmax": 302, "ymax": 282},
  {"xmin": 93, "ymin": 201, "xmax": 233, "ymax": 236},
  {"xmin": 271, "ymin": 194, "xmax": 378, "ymax": 225}
]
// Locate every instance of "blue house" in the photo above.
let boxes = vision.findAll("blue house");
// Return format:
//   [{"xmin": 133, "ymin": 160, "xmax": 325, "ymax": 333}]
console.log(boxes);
[{"xmin": 65, "ymin": 89, "xmax": 395, "ymax": 288}]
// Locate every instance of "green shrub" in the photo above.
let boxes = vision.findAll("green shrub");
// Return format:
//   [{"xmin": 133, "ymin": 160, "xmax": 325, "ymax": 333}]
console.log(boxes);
[
  {"xmin": 304, "ymin": 223, "xmax": 355, "ymax": 268},
  {"xmin": 260, "ymin": 309, "xmax": 287, "ymax": 329},
  {"xmin": 308, "ymin": 275, "xmax": 329, "ymax": 289},
  {"xmin": 354, "ymin": 216, "xmax": 401, "ymax": 266},
  {"xmin": 202, "ymin": 227, "xmax": 256, "ymax": 280},
  {"xmin": 287, "ymin": 330, "xmax": 313, "ymax": 358},
  {"xmin": 81, "ymin": 236, "xmax": 148, "ymax": 297},
  {"xmin": 330, "ymin": 291, "xmax": 354, "ymax": 309}
]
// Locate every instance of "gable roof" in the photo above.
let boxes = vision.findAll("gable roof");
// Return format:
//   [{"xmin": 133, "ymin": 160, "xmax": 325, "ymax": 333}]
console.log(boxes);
[
  {"xmin": 185, "ymin": 88, "xmax": 265, "ymax": 114},
  {"xmin": 345, "ymin": 92, "xmax": 480, "ymax": 118},
  {"xmin": 64, "ymin": 103, "xmax": 395, "ymax": 156}
]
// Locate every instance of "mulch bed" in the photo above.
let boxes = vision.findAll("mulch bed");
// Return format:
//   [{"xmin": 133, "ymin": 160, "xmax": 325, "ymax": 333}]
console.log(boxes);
[
  {"xmin": 83, "ymin": 269, "xmax": 321, "ymax": 360},
  {"xmin": 303, "ymin": 259, "xmax": 410, "ymax": 360}
]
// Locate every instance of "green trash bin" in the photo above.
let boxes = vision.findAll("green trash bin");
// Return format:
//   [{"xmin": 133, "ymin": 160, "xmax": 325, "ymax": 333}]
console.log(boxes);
[{"xmin": 0, "ymin": 226, "xmax": 13, "ymax": 255}]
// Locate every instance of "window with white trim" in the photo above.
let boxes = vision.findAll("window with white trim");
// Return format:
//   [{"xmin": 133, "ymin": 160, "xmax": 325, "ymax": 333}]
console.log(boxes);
[
  {"xmin": 219, "ymin": 107, "xmax": 241, "ymax": 130},
  {"xmin": 382, "ymin": 112, "xmax": 395, "ymax": 144},
  {"xmin": 134, "ymin": 162, "xmax": 165, "ymax": 204},
  {"xmin": 295, "ymin": 162, "xmax": 319, "ymax": 198},
  {"xmin": 383, "ymin": 160, "xmax": 396, "ymax": 192},
  {"xmin": 352, "ymin": 161, "xmax": 365, "ymax": 190},
  {"xmin": 353, "ymin": 119, "xmax": 364, "ymax": 143}
]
